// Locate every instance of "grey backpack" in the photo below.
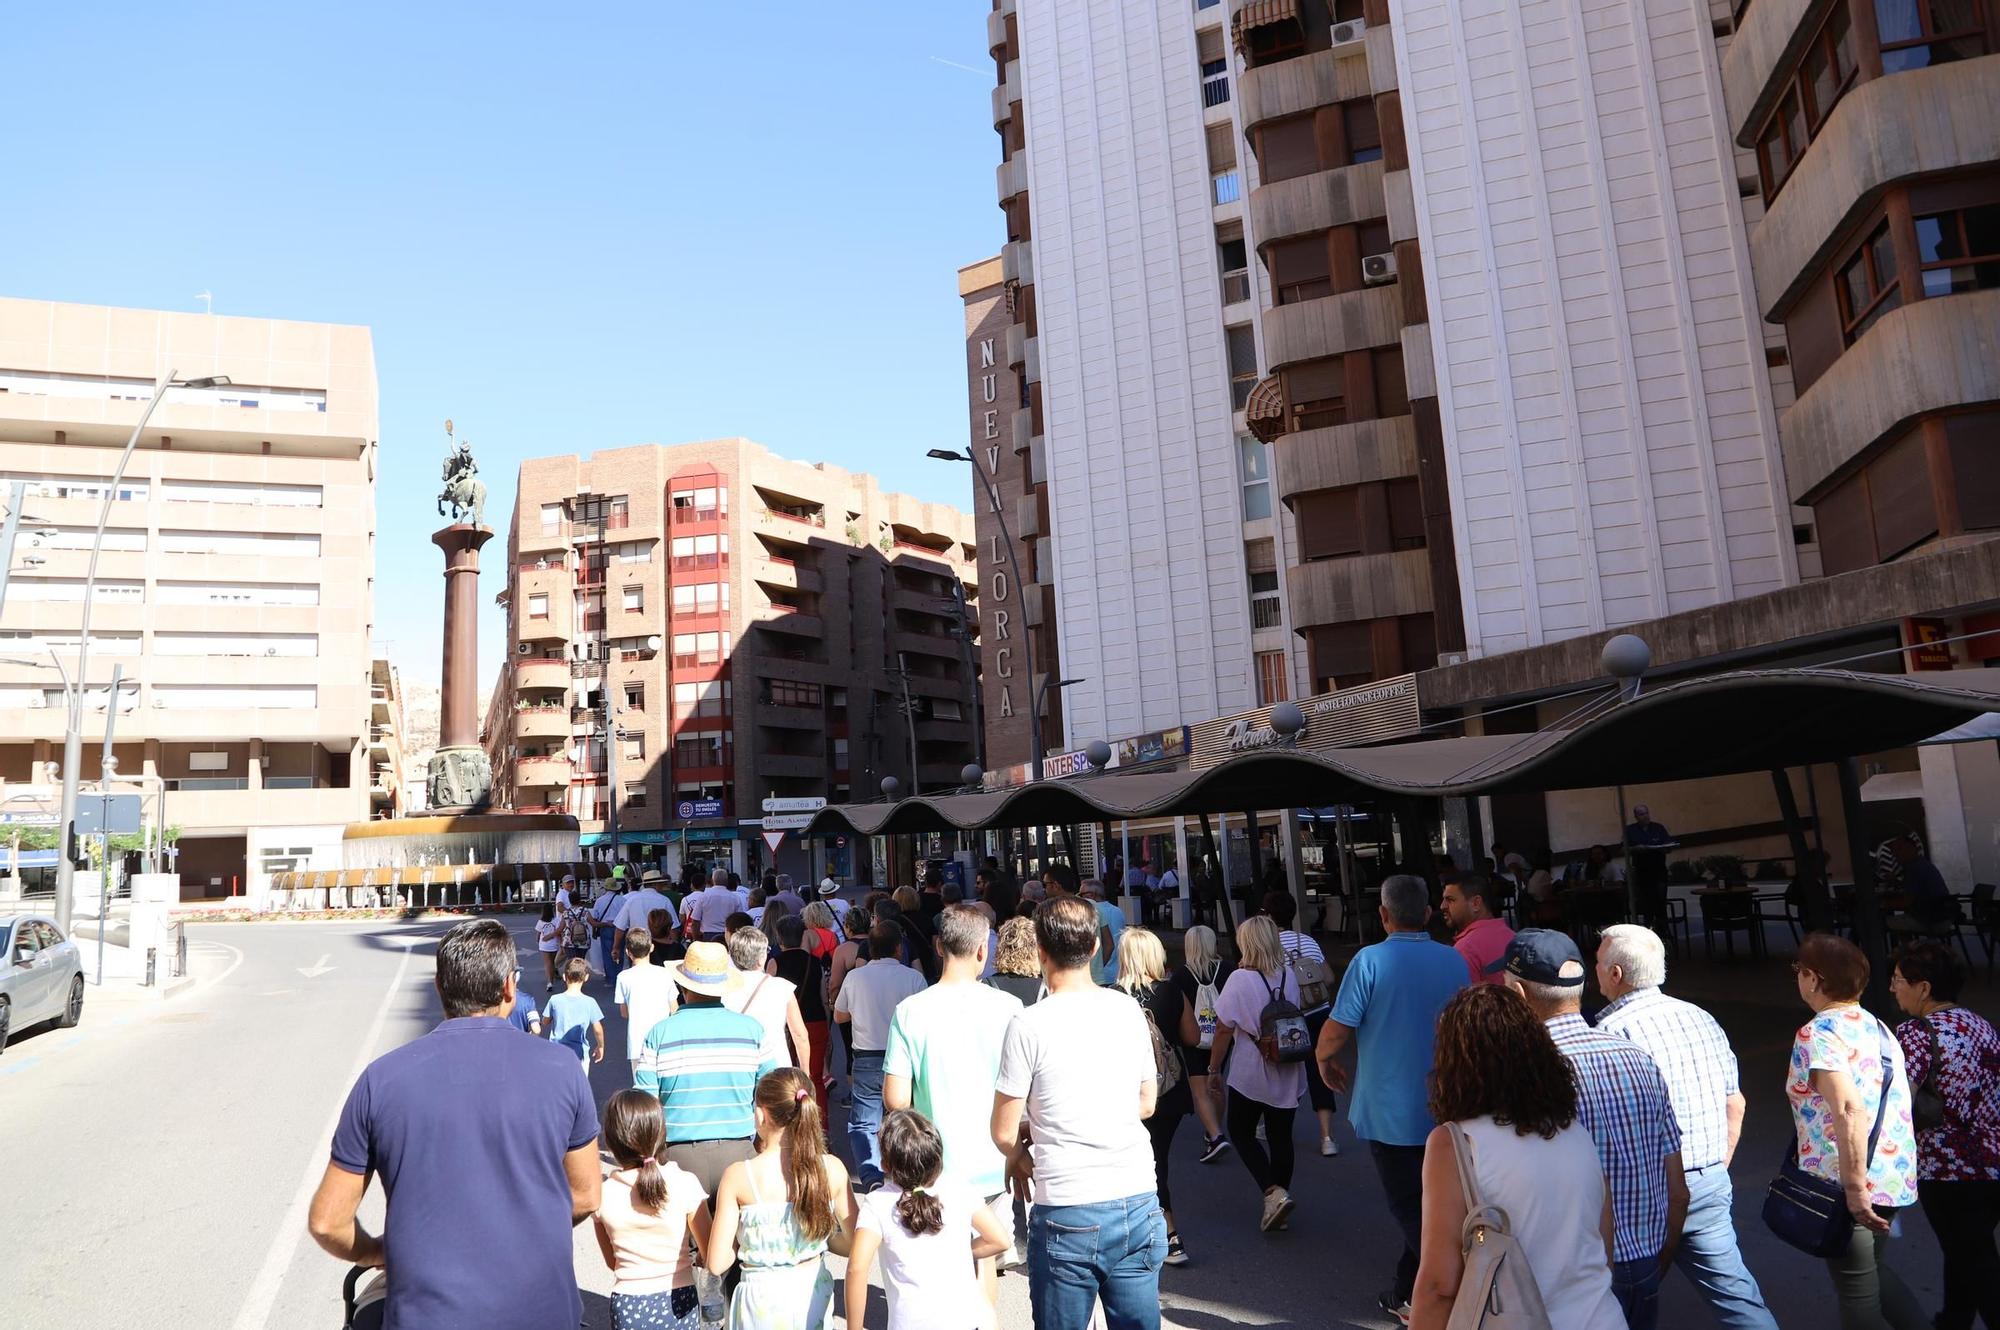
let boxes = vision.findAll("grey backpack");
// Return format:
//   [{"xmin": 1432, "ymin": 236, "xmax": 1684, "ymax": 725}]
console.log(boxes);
[{"xmin": 1444, "ymin": 1123, "xmax": 1553, "ymax": 1330}]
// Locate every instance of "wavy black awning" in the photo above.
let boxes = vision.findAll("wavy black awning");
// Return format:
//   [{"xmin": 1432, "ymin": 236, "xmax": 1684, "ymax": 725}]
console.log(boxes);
[{"xmin": 803, "ymin": 667, "xmax": 2000, "ymax": 835}]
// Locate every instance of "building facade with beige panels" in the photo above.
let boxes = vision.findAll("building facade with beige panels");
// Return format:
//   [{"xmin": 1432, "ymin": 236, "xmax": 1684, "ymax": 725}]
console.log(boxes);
[
  {"xmin": 0, "ymin": 297, "xmax": 379, "ymax": 900},
  {"xmin": 483, "ymin": 440, "xmax": 979, "ymax": 880}
]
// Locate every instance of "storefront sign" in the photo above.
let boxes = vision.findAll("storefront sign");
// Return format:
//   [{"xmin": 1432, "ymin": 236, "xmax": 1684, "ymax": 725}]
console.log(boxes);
[
  {"xmin": 676, "ymin": 798, "xmax": 724, "ymax": 820},
  {"xmin": 1190, "ymin": 674, "xmax": 1421, "ymax": 768},
  {"xmin": 1039, "ymin": 748, "xmax": 1092, "ymax": 779},
  {"xmin": 1115, "ymin": 727, "xmax": 1188, "ymax": 768},
  {"xmin": 1903, "ymin": 617, "xmax": 1953, "ymax": 671}
]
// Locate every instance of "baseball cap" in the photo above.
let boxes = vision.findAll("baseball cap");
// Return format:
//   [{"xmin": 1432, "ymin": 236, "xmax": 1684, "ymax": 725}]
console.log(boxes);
[{"xmin": 1488, "ymin": 927, "xmax": 1586, "ymax": 986}]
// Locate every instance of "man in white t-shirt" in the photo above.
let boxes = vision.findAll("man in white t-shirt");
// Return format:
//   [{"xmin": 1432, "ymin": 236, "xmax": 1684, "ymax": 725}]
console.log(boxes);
[
  {"xmin": 885, "ymin": 905, "xmax": 1022, "ymax": 1309},
  {"xmin": 689, "ymin": 867, "xmax": 743, "ymax": 941},
  {"xmin": 835, "ymin": 918, "xmax": 929, "ymax": 1189},
  {"xmin": 992, "ymin": 896, "xmax": 1162, "ymax": 1330},
  {"xmin": 613, "ymin": 869, "xmax": 675, "ymax": 969}
]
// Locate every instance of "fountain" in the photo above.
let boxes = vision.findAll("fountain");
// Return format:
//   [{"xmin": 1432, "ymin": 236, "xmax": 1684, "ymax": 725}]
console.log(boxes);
[{"xmin": 273, "ymin": 422, "xmax": 583, "ymax": 910}]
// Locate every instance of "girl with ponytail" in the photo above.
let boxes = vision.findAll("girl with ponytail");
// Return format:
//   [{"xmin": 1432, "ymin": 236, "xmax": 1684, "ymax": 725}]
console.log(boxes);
[
  {"xmin": 845, "ymin": 1110, "xmax": 1011, "ymax": 1330},
  {"xmin": 594, "ymin": 1089, "xmax": 711, "ymax": 1329},
  {"xmin": 705, "ymin": 1066, "xmax": 857, "ymax": 1328}
]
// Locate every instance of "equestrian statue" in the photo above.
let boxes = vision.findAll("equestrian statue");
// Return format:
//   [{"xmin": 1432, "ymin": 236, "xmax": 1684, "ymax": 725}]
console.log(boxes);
[{"xmin": 438, "ymin": 418, "xmax": 487, "ymax": 526}]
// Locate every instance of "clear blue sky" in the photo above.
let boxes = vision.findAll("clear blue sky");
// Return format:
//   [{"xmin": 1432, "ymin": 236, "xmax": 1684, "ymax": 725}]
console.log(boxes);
[{"xmin": 1, "ymin": 2, "xmax": 999, "ymax": 687}]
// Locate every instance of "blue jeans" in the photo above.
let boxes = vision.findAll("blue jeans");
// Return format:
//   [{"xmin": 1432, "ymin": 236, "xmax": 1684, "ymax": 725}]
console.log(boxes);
[
  {"xmin": 1612, "ymin": 1256, "xmax": 1663, "ymax": 1330},
  {"xmin": 600, "ymin": 931, "xmax": 623, "ymax": 990},
  {"xmin": 1027, "ymin": 1192, "xmax": 1166, "ymax": 1330},
  {"xmin": 1674, "ymin": 1167, "xmax": 1778, "ymax": 1330},
  {"xmin": 845, "ymin": 1050, "xmax": 885, "ymax": 1188}
]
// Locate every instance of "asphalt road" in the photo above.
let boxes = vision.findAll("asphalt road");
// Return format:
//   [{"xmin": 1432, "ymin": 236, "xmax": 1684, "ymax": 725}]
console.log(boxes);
[{"xmin": 1, "ymin": 915, "xmax": 1968, "ymax": 1328}]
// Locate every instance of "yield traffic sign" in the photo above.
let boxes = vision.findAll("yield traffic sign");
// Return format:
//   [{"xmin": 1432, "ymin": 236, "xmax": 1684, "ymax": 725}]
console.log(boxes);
[{"xmin": 762, "ymin": 829, "xmax": 786, "ymax": 855}]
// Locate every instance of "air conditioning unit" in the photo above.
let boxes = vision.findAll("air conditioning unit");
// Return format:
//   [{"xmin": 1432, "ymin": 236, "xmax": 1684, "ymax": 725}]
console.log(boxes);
[
  {"xmin": 517, "ymin": 641, "xmax": 532, "ymax": 655},
  {"xmin": 1332, "ymin": 18, "xmax": 1367, "ymax": 48},
  {"xmin": 1362, "ymin": 251, "xmax": 1398, "ymax": 285}
]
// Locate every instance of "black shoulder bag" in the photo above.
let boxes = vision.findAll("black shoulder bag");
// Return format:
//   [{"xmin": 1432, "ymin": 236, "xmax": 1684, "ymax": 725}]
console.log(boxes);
[
  {"xmin": 1762, "ymin": 1019, "xmax": 1894, "ymax": 1258},
  {"xmin": 1911, "ymin": 1017, "xmax": 1946, "ymax": 1133}
]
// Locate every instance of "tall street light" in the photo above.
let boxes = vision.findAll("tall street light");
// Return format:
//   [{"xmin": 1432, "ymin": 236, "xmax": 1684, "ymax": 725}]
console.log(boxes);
[
  {"xmin": 926, "ymin": 448, "xmax": 1045, "ymax": 775},
  {"xmin": 55, "ymin": 371, "xmax": 230, "ymax": 931}
]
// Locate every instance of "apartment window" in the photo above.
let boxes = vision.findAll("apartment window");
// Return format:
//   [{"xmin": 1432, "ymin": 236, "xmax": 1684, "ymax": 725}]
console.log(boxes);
[
  {"xmin": 1212, "ymin": 169, "xmax": 1242, "ymax": 205},
  {"xmin": 624, "ymin": 683, "xmax": 645, "ymax": 711},
  {"xmin": 1914, "ymin": 203, "xmax": 2000, "ymax": 296},
  {"xmin": 670, "ymin": 533, "xmax": 728, "ymax": 569},
  {"xmin": 1269, "ymin": 235, "xmax": 1334, "ymax": 306},
  {"xmin": 674, "ymin": 732, "xmax": 729, "ymax": 768},
  {"xmin": 1249, "ymin": 571, "xmax": 1283, "ymax": 629},
  {"xmin": 1300, "ymin": 488, "xmax": 1363, "ymax": 561},
  {"xmin": 767, "ymin": 679, "xmax": 823, "ymax": 707},
  {"xmin": 672, "ymin": 631, "xmax": 727, "ymax": 667},
  {"xmin": 575, "ymin": 494, "xmax": 630, "ymax": 530},
  {"xmin": 610, "ymin": 541, "xmax": 652, "ymax": 563},
  {"xmin": 1219, "ymin": 236, "xmax": 1251, "ymax": 304},
  {"xmin": 672, "ymin": 582, "xmax": 729, "ymax": 615},
  {"xmin": 1287, "ymin": 357, "xmax": 1346, "ymax": 432},
  {"xmin": 1200, "ymin": 59, "xmax": 1230, "ymax": 107},
  {"xmin": 522, "ymin": 592, "xmax": 548, "ymax": 621},
  {"xmin": 1837, "ymin": 220, "xmax": 1902, "ymax": 342},
  {"xmin": 1226, "ymin": 325, "xmax": 1260, "ymax": 409},
  {"xmin": 1374, "ymin": 346, "xmax": 1411, "ymax": 419},
  {"xmin": 1255, "ymin": 650, "xmax": 1289, "ymax": 705},
  {"xmin": 540, "ymin": 503, "xmax": 563, "ymax": 534},
  {"xmin": 1258, "ymin": 115, "xmax": 1321, "ymax": 185},
  {"xmin": 1814, "ymin": 426, "xmax": 1940, "ymax": 572},
  {"xmin": 622, "ymin": 584, "xmax": 643, "ymax": 612},
  {"xmin": 621, "ymin": 731, "xmax": 645, "ymax": 761},
  {"xmin": 1876, "ymin": 0, "xmax": 1988, "ymax": 71},
  {"xmin": 671, "ymin": 486, "xmax": 727, "ymax": 523},
  {"xmin": 1343, "ymin": 99, "xmax": 1383, "ymax": 165},
  {"xmin": 1388, "ymin": 477, "xmax": 1427, "ymax": 550},
  {"xmin": 831, "ymin": 737, "xmax": 850, "ymax": 769},
  {"xmin": 672, "ymin": 680, "xmax": 732, "ymax": 717},
  {"xmin": 1755, "ymin": 3, "xmax": 1857, "ymax": 198},
  {"xmin": 622, "ymin": 782, "xmax": 648, "ymax": 809},
  {"xmin": 1240, "ymin": 436, "xmax": 1274, "ymax": 521}
]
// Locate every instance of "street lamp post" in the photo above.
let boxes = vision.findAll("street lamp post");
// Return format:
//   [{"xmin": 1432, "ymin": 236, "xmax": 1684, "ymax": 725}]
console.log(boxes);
[
  {"xmin": 926, "ymin": 448, "xmax": 1043, "ymax": 774},
  {"xmin": 55, "ymin": 372, "xmax": 229, "ymax": 932}
]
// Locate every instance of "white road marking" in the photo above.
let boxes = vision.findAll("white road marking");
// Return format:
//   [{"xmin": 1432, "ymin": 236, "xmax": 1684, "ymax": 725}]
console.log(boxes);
[
  {"xmin": 229, "ymin": 935, "xmax": 416, "ymax": 1330},
  {"xmin": 296, "ymin": 954, "xmax": 337, "ymax": 979}
]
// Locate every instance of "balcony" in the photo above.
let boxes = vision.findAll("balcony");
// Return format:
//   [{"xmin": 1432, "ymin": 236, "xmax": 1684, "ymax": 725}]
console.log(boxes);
[
  {"xmin": 892, "ymin": 629, "xmax": 963, "ymax": 661},
  {"xmin": 992, "ymin": 59, "xmax": 1019, "ymax": 128},
  {"xmin": 1249, "ymin": 160, "xmax": 1387, "ymax": 248},
  {"xmin": 1015, "ymin": 490, "xmax": 1043, "ymax": 539},
  {"xmin": 515, "ymin": 755, "xmax": 571, "ymax": 788},
  {"xmin": 756, "ymin": 751, "xmax": 824, "ymax": 780},
  {"xmin": 988, "ymin": 6, "xmax": 1008, "ymax": 53},
  {"xmin": 516, "ymin": 659, "xmax": 570, "ymax": 693},
  {"xmin": 753, "ymin": 554, "xmax": 822, "ymax": 594},
  {"xmin": 754, "ymin": 701, "xmax": 824, "ymax": 730},
  {"xmin": 1274, "ymin": 415, "xmax": 1419, "ymax": 507},
  {"xmin": 369, "ymin": 689, "xmax": 391, "ymax": 720},
  {"xmin": 367, "ymin": 727, "xmax": 391, "ymax": 756},
  {"xmin": 1287, "ymin": 548, "xmax": 1434, "ymax": 631},
  {"xmin": 1261, "ymin": 284, "xmax": 1404, "ymax": 372},
  {"xmin": 1023, "ymin": 579, "xmax": 1054, "ymax": 628},
  {"xmin": 515, "ymin": 705, "xmax": 570, "ymax": 740},
  {"xmin": 1023, "ymin": 335, "xmax": 1041, "ymax": 384},
  {"xmin": 916, "ymin": 714, "xmax": 974, "ymax": 744},
  {"xmin": 996, "ymin": 152, "xmax": 1028, "ymax": 205},
  {"xmin": 891, "ymin": 540, "xmax": 956, "ymax": 571},
  {"xmin": 1002, "ymin": 239, "xmax": 1034, "ymax": 287},
  {"xmin": 1006, "ymin": 322, "xmax": 1027, "ymax": 369},
  {"xmin": 517, "ymin": 617, "xmax": 567, "ymax": 645},
  {"xmin": 755, "ymin": 605, "xmax": 824, "ymax": 638},
  {"xmin": 1239, "ymin": 45, "xmax": 1374, "ymax": 134}
]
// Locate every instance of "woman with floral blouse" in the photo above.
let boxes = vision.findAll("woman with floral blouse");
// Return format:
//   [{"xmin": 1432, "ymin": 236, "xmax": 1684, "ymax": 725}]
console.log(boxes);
[
  {"xmin": 1787, "ymin": 933, "xmax": 1924, "ymax": 1330},
  {"xmin": 1891, "ymin": 940, "xmax": 2000, "ymax": 1330}
]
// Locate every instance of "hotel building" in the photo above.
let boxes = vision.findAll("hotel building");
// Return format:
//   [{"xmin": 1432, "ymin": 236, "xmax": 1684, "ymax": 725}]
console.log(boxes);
[
  {"xmin": 482, "ymin": 440, "xmax": 980, "ymax": 879},
  {"xmin": 0, "ymin": 297, "xmax": 380, "ymax": 900}
]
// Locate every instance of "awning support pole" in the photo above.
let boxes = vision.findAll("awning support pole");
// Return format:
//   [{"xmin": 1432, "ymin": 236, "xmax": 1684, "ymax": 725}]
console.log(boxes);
[
  {"xmin": 1770, "ymin": 768, "xmax": 1813, "ymax": 875},
  {"xmin": 1836, "ymin": 756, "xmax": 1892, "ymax": 1014}
]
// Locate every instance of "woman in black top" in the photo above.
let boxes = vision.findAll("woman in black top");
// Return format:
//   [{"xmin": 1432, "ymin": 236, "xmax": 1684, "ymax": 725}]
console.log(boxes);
[
  {"xmin": 986, "ymin": 917, "xmax": 1043, "ymax": 1007},
  {"xmin": 770, "ymin": 916, "xmax": 831, "ymax": 1115},
  {"xmin": 1171, "ymin": 924, "xmax": 1233, "ymax": 1163},
  {"xmin": 1118, "ymin": 926, "xmax": 1201, "ymax": 1267}
]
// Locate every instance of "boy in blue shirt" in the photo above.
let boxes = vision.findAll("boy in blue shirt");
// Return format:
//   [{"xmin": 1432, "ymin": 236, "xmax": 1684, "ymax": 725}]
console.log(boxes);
[{"xmin": 542, "ymin": 957, "xmax": 605, "ymax": 1073}]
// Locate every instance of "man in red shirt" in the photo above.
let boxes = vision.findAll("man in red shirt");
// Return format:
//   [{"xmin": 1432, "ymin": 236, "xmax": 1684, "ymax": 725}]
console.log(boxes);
[{"xmin": 1441, "ymin": 873, "xmax": 1514, "ymax": 986}]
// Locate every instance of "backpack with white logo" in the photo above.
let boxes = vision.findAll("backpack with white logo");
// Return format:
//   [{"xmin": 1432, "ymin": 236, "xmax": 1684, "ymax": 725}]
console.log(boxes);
[
  {"xmin": 1256, "ymin": 970, "xmax": 1312, "ymax": 1065},
  {"xmin": 1192, "ymin": 962, "xmax": 1222, "ymax": 1050},
  {"xmin": 1284, "ymin": 932, "xmax": 1335, "ymax": 1010},
  {"xmin": 562, "ymin": 906, "xmax": 593, "ymax": 950}
]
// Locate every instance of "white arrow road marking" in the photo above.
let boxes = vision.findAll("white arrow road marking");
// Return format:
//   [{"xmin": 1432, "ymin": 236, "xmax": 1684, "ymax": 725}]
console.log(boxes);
[{"xmin": 296, "ymin": 954, "xmax": 336, "ymax": 978}]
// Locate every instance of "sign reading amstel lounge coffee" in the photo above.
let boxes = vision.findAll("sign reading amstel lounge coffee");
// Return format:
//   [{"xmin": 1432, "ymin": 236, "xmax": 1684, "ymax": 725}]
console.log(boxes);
[{"xmin": 1188, "ymin": 674, "xmax": 1421, "ymax": 768}]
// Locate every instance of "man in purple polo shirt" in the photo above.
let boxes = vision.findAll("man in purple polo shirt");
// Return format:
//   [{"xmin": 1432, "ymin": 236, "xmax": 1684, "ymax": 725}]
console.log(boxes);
[
  {"xmin": 308, "ymin": 919, "xmax": 602, "ymax": 1330},
  {"xmin": 1441, "ymin": 873, "xmax": 1515, "ymax": 986}
]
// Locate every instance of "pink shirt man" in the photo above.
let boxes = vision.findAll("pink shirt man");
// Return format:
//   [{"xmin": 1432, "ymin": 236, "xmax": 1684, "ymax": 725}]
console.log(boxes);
[{"xmin": 1454, "ymin": 915, "xmax": 1516, "ymax": 986}]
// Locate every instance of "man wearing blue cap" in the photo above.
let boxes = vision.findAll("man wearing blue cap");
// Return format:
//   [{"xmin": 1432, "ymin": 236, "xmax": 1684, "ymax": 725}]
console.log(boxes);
[{"xmin": 1497, "ymin": 929, "xmax": 1688, "ymax": 1330}]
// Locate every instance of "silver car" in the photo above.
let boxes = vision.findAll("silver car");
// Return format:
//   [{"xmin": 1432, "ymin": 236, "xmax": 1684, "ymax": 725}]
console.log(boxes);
[{"xmin": 0, "ymin": 914, "xmax": 83, "ymax": 1052}]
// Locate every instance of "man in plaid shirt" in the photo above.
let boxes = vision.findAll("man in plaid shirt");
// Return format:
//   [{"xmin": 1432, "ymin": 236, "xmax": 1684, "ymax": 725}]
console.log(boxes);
[
  {"xmin": 1593, "ymin": 925, "xmax": 1777, "ymax": 1330},
  {"xmin": 1498, "ymin": 929, "xmax": 1688, "ymax": 1330}
]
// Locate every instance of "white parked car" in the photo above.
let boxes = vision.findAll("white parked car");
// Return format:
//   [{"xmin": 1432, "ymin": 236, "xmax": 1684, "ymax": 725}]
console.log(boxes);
[{"xmin": 0, "ymin": 914, "xmax": 83, "ymax": 1052}]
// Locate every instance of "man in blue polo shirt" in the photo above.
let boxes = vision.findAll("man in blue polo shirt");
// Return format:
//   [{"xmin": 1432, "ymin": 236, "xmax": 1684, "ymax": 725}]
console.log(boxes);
[
  {"xmin": 1316, "ymin": 874, "xmax": 1466, "ymax": 1325},
  {"xmin": 308, "ymin": 919, "xmax": 600, "ymax": 1330}
]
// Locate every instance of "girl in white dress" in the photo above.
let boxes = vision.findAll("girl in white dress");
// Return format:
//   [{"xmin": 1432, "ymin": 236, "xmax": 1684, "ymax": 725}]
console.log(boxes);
[{"xmin": 846, "ymin": 1110, "xmax": 1011, "ymax": 1330}]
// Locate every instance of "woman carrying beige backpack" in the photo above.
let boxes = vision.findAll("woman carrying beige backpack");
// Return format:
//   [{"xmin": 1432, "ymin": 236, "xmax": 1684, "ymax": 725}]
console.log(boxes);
[{"xmin": 1411, "ymin": 985, "xmax": 1621, "ymax": 1330}]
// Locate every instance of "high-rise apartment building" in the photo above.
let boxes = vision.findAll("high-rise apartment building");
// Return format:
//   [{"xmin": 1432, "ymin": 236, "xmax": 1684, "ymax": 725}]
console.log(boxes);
[
  {"xmin": 0, "ymin": 297, "xmax": 380, "ymax": 900},
  {"xmin": 483, "ymin": 440, "xmax": 980, "ymax": 879}
]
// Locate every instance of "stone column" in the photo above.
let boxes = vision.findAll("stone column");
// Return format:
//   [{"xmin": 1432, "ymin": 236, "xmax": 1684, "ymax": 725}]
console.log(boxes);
[{"xmin": 430, "ymin": 524, "xmax": 495, "ymax": 811}]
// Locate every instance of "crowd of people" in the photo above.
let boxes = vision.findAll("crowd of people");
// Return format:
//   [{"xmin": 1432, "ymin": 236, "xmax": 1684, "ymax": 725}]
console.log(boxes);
[{"xmin": 305, "ymin": 858, "xmax": 2000, "ymax": 1330}]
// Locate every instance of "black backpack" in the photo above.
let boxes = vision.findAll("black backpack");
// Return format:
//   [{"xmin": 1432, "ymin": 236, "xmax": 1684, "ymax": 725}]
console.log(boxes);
[{"xmin": 1255, "ymin": 970, "xmax": 1312, "ymax": 1064}]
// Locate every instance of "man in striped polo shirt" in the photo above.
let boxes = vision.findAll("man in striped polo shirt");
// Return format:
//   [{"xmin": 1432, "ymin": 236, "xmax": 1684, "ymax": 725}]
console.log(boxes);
[{"xmin": 634, "ymin": 940, "xmax": 777, "ymax": 1198}]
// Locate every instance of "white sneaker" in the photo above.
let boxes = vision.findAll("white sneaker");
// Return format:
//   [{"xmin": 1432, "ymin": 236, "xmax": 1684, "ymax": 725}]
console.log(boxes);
[
  {"xmin": 1321, "ymin": 1136, "xmax": 1339, "ymax": 1157},
  {"xmin": 1259, "ymin": 1187, "xmax": 1295, "ymax": 1232}
]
